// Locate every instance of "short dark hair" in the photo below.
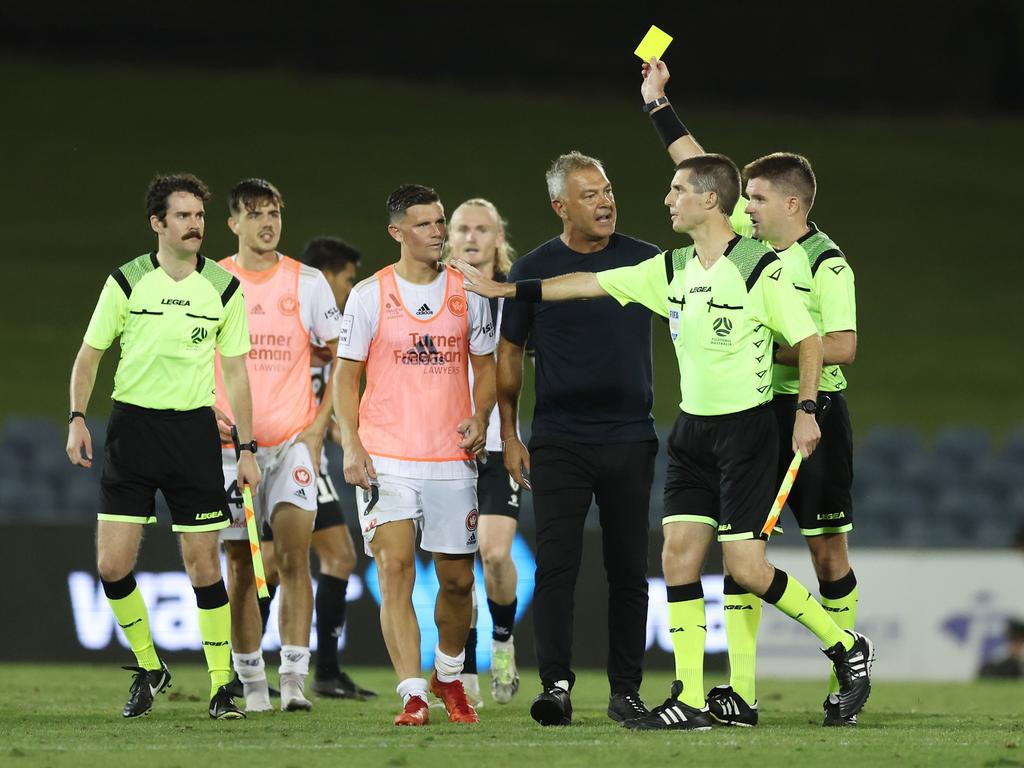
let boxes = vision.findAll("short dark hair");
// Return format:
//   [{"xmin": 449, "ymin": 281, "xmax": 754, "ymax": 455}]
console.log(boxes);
[
  {"xmin": 387, "ymin": 184, "xmax": 440, "ymax": 223},
  {"xmin": 228, "ymin": 178, "xmax": 284, "ymax": 215},
  {"xmin": 300, "ymin": 236, "xmax": 361, "ymax": 274},
  {"xmin": 743, "ymin": 152, "xmax": 817, "ymax": 211},
  {"xmin": 675, "ymin": 154, "xmax": 741, "ymax": 216},
  {"xmin": 145, "ymin": 173, "xmax": 211, "ymax": 222}
]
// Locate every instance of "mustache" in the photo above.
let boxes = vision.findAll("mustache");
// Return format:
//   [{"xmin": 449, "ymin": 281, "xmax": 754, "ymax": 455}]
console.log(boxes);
[{"xmin": 183, "ymin": 231, "xmax": 203, "ymax": 240}]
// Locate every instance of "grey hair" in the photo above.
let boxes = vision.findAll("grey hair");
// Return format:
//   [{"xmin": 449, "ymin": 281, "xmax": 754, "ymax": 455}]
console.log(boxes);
[{"xmin": 545, "ymin": 151, "xmax": 605, "ymax": 201}]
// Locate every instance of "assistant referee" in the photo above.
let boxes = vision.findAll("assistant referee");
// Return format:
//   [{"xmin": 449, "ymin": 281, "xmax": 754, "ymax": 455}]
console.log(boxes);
[{"xmin": 66, "ymin": 173, "xmax": 261, "ymax": 721}]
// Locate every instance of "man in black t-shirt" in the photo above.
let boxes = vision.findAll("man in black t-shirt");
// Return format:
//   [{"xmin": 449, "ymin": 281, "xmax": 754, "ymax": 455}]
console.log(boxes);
[{"xmin": 500, "ymin": 151, "xmax": 659, "ymax": 726}]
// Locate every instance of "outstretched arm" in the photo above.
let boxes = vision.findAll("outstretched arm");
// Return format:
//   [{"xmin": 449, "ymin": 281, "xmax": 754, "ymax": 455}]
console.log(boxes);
[
  {"xmin": 641, "ymin": 57, "xmax": 705, "ymax": 165},
  {"xmin": 449, "ymin": 259, "xmax": 607, "ymax": 302}
]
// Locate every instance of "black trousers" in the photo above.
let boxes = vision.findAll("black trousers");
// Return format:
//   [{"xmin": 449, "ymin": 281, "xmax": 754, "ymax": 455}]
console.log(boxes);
[{"xmin": 529, "ymin": 438, "xmax": 657, "ymax": 694}]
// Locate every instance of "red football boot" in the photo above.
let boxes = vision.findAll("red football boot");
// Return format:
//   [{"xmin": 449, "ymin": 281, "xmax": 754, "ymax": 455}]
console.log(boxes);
[
  {"xmin": 394, "ymin": 695, "xmax": 430, "ymax": 726},
  {"xmin": 429, "ymin": 673, "xmax": 480, "ymax": 723}
]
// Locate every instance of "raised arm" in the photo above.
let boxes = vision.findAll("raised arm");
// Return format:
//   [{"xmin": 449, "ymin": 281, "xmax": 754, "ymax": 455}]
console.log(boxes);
[
  {"xmin": 641, "ymin": 58, "xmax": 705, "ymax": 165},
  {"xmin": 449, "ymin": 259, "xmax": 607, "ymax": 302}
]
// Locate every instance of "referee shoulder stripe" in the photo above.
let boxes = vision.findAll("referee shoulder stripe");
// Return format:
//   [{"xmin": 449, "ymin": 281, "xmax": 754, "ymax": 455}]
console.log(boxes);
[
  {"xmin": 221, "ymin": 275, "xmax": 241, "ymax": 306},
  {"xmin": 811, "ymin": 248, "xmax": 845, "ymax": 277},
  {"xmin": 110, "ymin": 268, "xmax": 132, "ymax": 299},
  {"xmin": 746, "ymin": 252, "xmax": 781, "ymax": 292}
]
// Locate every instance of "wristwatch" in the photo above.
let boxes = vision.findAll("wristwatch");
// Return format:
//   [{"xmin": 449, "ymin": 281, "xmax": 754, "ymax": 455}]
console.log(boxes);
[
  {"xmin": 642, "ymin": 96, "xmax": 670, "ymax": 113},
  {"xmin": 238, "ymin": 439, "xmax": 258, "ymax": 455},
  {"xmin": 795, "ymin": 399, "xmax": 818, "ymax": 415},
  {"xmin": 69, "ymin": 410, "xmax": 86, "ymax": 424}
]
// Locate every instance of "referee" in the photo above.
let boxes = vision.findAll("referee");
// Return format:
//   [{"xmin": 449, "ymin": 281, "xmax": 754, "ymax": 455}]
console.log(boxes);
[
  {"xmin": 66, "ymin": 173, "xmax": 260, "ymax": 721},
  {"xmin": 450, "ymin": 153, "xmax": 874, "ymax": 731},
  {"xmin": 496, "ymin": 152, "xmax": 660, "ymax": 726},
  {"xmin": 641, "ymin": 57, "xmax": 861, "ymax": 728}
]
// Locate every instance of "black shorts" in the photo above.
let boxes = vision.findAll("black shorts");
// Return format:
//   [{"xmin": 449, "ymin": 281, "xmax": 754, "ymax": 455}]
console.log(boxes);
[
  {"xmin": 262, "ymin": 471, "xmax": 345, "ymax": 542},
  {"xmin": 663, "ymin": 405, "xmax": 778, "ymax": 541},
  {"xmin": 773, "ymin": 392, "xmax": 854, "ymax": 536},
  {"xmin": 477, "ymin": 452, "xmax": 522, "ymax": 519},
  {"xmin": 100, "ymin": 402, "xmax": 230, "ymax": 533}
]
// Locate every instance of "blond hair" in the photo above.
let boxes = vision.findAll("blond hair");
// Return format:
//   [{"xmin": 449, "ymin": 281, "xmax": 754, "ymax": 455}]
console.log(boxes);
[{"xmin": 443, "ymin": 197, "xmax": 517, "ymax": 275}]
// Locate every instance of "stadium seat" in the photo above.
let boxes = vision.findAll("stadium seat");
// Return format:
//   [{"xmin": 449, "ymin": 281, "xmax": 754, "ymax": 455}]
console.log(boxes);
[
  {"xmin": 933, "ymin": 426, "xmax": 992, "ymax": 469},
  {"xmin": 857, "ymin": 425, "xmax": 922, "ymax": 471}
]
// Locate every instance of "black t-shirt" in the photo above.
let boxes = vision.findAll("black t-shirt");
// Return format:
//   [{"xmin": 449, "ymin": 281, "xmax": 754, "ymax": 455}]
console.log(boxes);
[{"xmin": 502, "ymin": 233, "xmax": 659, "ymax": 444}]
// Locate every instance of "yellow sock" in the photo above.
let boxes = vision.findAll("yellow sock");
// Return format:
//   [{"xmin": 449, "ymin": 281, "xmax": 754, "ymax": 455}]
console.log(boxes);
[
  {"xmin": 194, "ymin": 581, "xmax": 233, "ymax": 698},
  {"xmin": 103, "ymin": 574, "xmax": 160, "ymax": 670},
  {"xmin": 667, "ymin": 582, "xmax": 706, "ymax": 709},
  {"xmin": 723, "ymin": 575, "xmax": 761, "ymax": 703}
]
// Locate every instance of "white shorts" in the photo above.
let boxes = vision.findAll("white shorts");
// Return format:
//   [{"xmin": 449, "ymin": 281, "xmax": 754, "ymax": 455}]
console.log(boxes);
[
  {"xmin": 220, "ymin": 437, "xmax": 318, "ymax": 542},
  {"xmin": 356, "ymin": 473, "xmax": 479, "ymax": 556}
]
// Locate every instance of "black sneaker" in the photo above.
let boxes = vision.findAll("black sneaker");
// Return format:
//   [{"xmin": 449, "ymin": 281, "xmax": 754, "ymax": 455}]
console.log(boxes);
[
  {"xmin": 706, "ymin": 684, "xmax": 759, "ymax": 727},
  {"xmin": 622, "ymin": 681, "xmax": 713, "ymax": 731},
  {"xmin": 225, "ymin": 673, "xmax": 279, "ymax": 700},
  {"xmin": 122, "ymin": 659, "xmax": 172, "ymax": 718},
  {"xmin": 209, "ymin": 684, "xmax": 246, "ymax": 720},
  {"xmin": 822, "ymin": 693, "xmax": 858, "ymax": 727},
  {"xmin": 608, "ymin": 692, "xmax": 649, "ymax": 723},
  {"xmin": 821, "ymin": 630, "xmax": 874, "ymax": 719},
  {"xmin": 530, "ymin": 684, "xmax": 572, "ymax": 726},
  {"xmin": 312, "ymin": 670, "xmax": 378, "ymax": 700}
]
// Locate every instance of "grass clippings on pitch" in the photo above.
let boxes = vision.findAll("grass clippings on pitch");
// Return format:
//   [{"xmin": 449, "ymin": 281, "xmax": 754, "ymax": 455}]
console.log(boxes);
[{"xmin": 1, "ymin": 664, "xmax": 1021, "ymax": 768}]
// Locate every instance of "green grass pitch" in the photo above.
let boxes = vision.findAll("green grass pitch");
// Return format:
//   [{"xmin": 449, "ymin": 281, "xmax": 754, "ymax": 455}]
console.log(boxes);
[{"xmin": 1, "ymin": 664, "xmax": 1021, "ymax": 768}]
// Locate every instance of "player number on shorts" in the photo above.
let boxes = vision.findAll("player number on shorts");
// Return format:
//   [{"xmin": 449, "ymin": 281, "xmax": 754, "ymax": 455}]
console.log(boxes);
[{"xmin": 317, "ymin": 474, "xmax": 340, "ymax": 504}]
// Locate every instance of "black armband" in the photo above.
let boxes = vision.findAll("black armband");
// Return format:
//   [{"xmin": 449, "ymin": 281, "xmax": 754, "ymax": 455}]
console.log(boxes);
[
  {"xmin": 515, "ymin": 279, "xmax": 543, "ymax": 302},
  {"xmin": 650, "ymin": 103, "xmax": 689, "ymax": 148}
]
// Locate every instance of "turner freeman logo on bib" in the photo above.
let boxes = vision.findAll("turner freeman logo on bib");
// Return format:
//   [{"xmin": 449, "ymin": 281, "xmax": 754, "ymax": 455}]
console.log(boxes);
[{"xmin": 292, "ymin": 467, "xmax": 313, "ymax": 487}]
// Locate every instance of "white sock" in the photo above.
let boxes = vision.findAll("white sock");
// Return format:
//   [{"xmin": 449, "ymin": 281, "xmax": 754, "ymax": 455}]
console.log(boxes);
[
  {"xmin": 232, "ymin": 651, "xmax": 266, "ymax": 683},
  {"xmin": 279, "ymin": 645, "xmax": 310, "ymax": 676},
  {"xmin": 434, "ymin": 646, "xmax": 465, "ymax": 683},
  {"xmin": 397, "ymin": 677, "xmax": 428, "ymax": 704}
]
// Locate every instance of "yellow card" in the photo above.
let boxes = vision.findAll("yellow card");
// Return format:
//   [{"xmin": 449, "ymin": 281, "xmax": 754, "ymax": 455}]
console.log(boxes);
[{"xmin": 634, "ymin": 25, "xmax": 672, "ymax": 62}]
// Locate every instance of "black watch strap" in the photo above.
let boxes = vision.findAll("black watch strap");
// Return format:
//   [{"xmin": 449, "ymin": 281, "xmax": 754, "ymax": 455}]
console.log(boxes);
[
  {"xmin": 69, "ymin": 411, "xmax": 86, "ymax": 424},
  {"xmin": 642, "ymin": 96, "xmax": 670, "ymax": 113},
  {"xmin": 239, "ymin": 441, "xmax": 258, "ymax": 454},
  {"xmin": 796, "ymin": 399, "xmax": 818, "ymax": 414}
]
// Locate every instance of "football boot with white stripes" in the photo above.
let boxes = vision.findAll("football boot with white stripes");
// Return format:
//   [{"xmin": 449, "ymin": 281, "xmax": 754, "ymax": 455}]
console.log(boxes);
[
  {"xmin": 706, "ymin": 684, "xmax": 759, "ymax": 727},
  {"xmin": 621, "ymin": 681, "xmax": 712, "ymax": 731},
  {"xmin": 822, "ymin": 693, "xmax": 858, "ymax": 727},
  {"xmin": 822, "ymin": 630, "xmax": 874, "ymax": 719}
]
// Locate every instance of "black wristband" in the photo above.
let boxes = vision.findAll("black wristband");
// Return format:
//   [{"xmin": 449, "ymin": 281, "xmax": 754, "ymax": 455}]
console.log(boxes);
[
  {"xmin": 650, "ymin": 103, "xmax": 689, "ymax": 148},
  {"xmin": 515, "ymin": 279, "xmax": 543, "ymax": 302},
  {"xmin": 69, "ymin": 410, "xmax": 86, "ymax": 424}
]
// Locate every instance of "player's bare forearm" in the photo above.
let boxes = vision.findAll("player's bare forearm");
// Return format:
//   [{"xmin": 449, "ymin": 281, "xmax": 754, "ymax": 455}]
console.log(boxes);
[
  {"xmin": 333, "ymin": 358, "xmax": 365, "ymax": 454},
  {"xmin": 469, "ymin": 352, "xmax": 496, "ymax": 422},
  {"xmin": 776, "ymin": 331, "xmax": 855, "ymax": 367},
  {"xmin": 220, "ymin": 354, "xmax": 255, "ymax": 443},
  {"xmin": 541, "ymin": 272, "xmax": 607, "ymax": 301},
  {"xmin": 795, "ymin": 334, "xmax": 823, "ymax": 403},
  {"xmin": 496, "ymin": 338, "xmax": 524, "ymax": 441},
  {"xmin": 69, "ymin": 342, "xmax": 103, "ymax": 414}
]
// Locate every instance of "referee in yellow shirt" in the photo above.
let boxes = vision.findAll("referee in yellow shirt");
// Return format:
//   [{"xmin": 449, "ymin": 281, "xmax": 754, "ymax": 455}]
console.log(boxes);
[{"xmin": 66, "ymin": 174, "xmax": 261, "ymax": 721}]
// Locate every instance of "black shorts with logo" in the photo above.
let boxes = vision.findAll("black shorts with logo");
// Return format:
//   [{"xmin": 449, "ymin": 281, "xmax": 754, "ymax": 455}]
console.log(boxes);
[
  {"xmin": 772, "ymin": 392, "xmax": 854, "ymax": 536},
  {"xmin": 477, "ymin": 452, "xmax": 522, "ymax": 519},
  {"xmin": 262, "ymin": 470, "xmax": 346, "ymax": 542},
  {"xmin": 100, "ymin": 401, "xmax": 230, "ymax": 533},
  {"xmin": 662, "ymin": 404, "xmax": 778, "ymax": 541}
]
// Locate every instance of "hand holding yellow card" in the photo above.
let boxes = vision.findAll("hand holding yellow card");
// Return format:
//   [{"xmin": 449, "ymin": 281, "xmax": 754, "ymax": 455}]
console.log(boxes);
[{"xmin": 634, "ymin": 25, "xmax": 673, "ymax": 62}]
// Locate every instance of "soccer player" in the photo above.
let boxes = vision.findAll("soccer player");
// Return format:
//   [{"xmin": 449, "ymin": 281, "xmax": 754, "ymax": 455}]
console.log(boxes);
[
  {"xmin": 445, "ymin": 199, "xmax": 523, "ymax": 705},
  {"xmin": 66, "ymin": 173, "xmax": 256, "ymax": 720},
  {"xmin": 451, "ymin": 152, "xmax": 874, "ymax": 731},
  {"xmin": 214, "ymin": 179, "xmax": 342, "ymax": 713},
  {"xmin": 498, "ymin": 152, "xmax": 660, "ymax": 727},
  {"xmin": 641, "ymin": 58, "xmax": 861, "ymax": 727},
  {"xmin": 333, "ymin": 184, "xmax": 496, "ymax": 726}
]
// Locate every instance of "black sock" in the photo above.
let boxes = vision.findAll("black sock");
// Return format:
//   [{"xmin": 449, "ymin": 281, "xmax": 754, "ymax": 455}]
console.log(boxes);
[
  {"xmin": 463, "ymin": 628, "xmax": 478, "ymax": 674},
  {"xmin": 488, "ymin": 598, "xmax": 517, "ymax": 643},
  {"xmin": 315, "ymin": 575, "xmax": 348, "ymax": 677},
  {"xmin": 258, "ymin": 582, "xmax": 277, "ymax": 637}
]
